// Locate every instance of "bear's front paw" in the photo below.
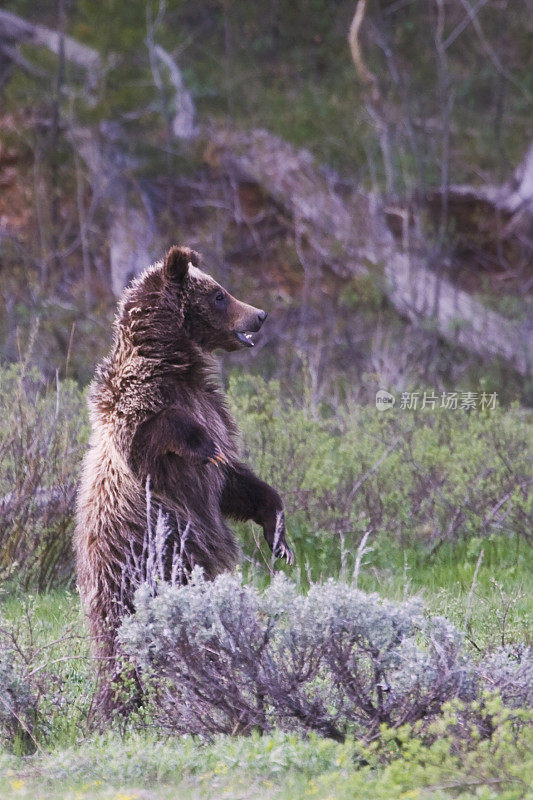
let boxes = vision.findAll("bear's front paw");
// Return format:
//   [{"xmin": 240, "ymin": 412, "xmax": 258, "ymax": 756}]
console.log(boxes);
[{"xmin": 274, "ymin": 541, "xmax": 295, "ymax": 566}]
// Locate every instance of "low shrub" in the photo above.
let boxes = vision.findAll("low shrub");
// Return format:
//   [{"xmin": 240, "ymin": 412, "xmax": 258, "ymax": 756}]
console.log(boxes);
[
  {"xmin": 0, "ymin": 363, "xmax": 529, "ymax": 587},
  {"xmin": 1, "ymin": 712, "xmax": 532, "ymax": 800},
  {"xmin": 477, "ymin": 645, "xmax": 533, "ymax": 708},
  {"xmin": 119, "ymin": 569, "xmax": 477, "ymax": 741},
  {"xmin": 0, "ymin": 647, "xmax": 37, "ymax": 752}
]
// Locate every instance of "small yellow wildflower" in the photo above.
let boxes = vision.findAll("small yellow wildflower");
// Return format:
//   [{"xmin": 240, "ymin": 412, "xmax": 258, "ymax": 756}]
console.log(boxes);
[
  {"xmin": 214, "ymin": 761, "xmax": 228, "ymax": 775},
  {"xmin": 9, "ymin": 779, "xmax": 25, "ymax": 791}
]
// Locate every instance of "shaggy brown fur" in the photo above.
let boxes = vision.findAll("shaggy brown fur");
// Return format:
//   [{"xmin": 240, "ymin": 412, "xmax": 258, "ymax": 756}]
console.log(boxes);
[{"xmin": 75, "ymin": 246, "xmax": 293, "ymax": 699}]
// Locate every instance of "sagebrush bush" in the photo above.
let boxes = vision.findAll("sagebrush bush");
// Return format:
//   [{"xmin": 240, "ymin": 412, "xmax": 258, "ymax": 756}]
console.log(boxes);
[
  {"xmin": 0, "ymin": 362, "xmax": 88, "ymax": 589},
  {"xmin": 477, "ymin": 645, "xmax": 533, "ymax": 708},
  {"xmin": 119, "ymin": 569, "xmax": 476, "ymax": 740}
]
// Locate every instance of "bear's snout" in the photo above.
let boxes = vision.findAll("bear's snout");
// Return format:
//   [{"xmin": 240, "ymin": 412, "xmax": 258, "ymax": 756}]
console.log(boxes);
[
  {"xmin": 233, "ymin": 303, "xmax": 268, "ymax": 347},
  {"xmin": 243, "ymin": 307, "xmax": 267, "ymax": 332}
]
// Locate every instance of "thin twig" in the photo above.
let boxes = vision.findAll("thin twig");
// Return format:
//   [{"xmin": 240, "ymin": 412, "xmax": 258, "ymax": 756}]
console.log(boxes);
[
  {"xmin": 353, "ymin": 528, "xmax": 372, "ymax": 588},
  {"xmin": 26, "ymin": 654, "xmax": 90, "ymax": 678},
  {"xmin": 347, "ymin": 439, "xmax": 400, "ymax": 505},
  {"xmin": 0, "ymin": 694, "xmax": 45, "ymax": 755},
  {"xmin": 464, "ymin": 547, "xmax": 484, "ymax": 629}
]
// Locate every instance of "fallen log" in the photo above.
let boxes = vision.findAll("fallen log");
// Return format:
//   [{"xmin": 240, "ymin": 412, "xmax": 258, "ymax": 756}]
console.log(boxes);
[
  {"xmin": 434, "ymin": 142, "xmax": 533, "ymax": 217},
  {"xmin": 207, "ymin": 127, "xmax": 531, "ymax": 376}
]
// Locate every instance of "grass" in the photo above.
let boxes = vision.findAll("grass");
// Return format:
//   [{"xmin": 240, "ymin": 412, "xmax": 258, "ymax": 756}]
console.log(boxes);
[
  {"xmin": 0, "ymin": 717, "xmax": 532, "ymax": 800},
  {"xmin": 0, "ymin": 367, "xmax": 530, "ymax": 799},
  {"xmin": 0, "ymin": 372, "xmax": 530, "ymax": 796}
]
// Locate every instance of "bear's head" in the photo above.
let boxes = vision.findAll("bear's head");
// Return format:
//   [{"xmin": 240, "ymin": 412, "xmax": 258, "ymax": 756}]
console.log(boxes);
[
  {"xmin": 119, "ymin": 246, "xmax": 268, "ymax": 355},
  {"xmin": 120, "ymin": 246, "xmax": 268, "ymax": 355}
]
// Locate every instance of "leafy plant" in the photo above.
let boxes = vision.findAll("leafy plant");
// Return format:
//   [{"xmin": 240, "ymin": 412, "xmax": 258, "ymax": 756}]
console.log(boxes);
[{"xmin": 230, "ymin": 376, "xmax": 531, "ymax": 574}]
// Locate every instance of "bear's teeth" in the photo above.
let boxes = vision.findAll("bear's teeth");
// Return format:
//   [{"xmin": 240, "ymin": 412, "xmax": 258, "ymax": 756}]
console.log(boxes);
[{"xmin": 236, "ymin": 330, "xmax": 255, "ymax": 346}]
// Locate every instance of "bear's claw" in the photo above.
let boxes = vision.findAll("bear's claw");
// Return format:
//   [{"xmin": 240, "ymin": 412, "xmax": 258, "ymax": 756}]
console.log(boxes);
[
  {"xmin": 275, "ymin": 542, "xmax": 295, "ymax": 566},
  {"xmin": 208, "ymin": 444, "xmax": 228, "ymax": 466}
]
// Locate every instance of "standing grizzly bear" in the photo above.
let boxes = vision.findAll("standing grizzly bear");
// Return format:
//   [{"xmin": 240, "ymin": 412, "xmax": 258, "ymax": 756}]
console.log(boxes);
[{"xmin": 75, "ymin": 246, "xmax": 293, "ymax": 673}]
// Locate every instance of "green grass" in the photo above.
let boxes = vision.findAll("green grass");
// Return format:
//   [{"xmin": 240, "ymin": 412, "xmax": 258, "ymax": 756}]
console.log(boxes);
[
  {"xmin": 0, "ymin": 590, "xmax": 94, "ymax": 753},
  {"xmin": 7, "ymin": 0, "xmax": 532, "ymax": 184}
]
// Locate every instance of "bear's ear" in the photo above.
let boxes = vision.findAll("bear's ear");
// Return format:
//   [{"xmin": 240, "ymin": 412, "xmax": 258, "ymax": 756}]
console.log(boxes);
[{"xmin": 163, "ymin": 246, "xmax": 200, "ymax": 283}]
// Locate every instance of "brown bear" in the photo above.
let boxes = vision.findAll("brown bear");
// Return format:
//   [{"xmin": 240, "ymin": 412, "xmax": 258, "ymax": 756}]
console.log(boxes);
[{"xmin": 75, "ymin": 246, "xmax": 293, "ymax": 682}]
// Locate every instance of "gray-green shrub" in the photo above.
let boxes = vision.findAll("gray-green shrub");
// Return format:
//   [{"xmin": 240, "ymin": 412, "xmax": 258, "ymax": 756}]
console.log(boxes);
[
  {"xmin": 118, "ymin": 569, "xmax": 473, "ymax": 740},
  {"xmin": 477, "ymin": 645, "xmax": 533, "ymax": 708}
]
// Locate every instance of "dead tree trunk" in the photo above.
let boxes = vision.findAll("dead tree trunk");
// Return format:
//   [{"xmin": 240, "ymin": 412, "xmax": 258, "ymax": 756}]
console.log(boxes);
[{"xmin": 70, "ymin": 126, "xmax": 158, "ymax": 296}]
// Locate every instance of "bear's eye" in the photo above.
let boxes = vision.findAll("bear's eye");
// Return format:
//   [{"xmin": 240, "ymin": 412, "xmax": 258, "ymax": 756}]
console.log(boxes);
[{"xmin": 214, "ymin": 291, "xmax": 226, "ymax": 305}]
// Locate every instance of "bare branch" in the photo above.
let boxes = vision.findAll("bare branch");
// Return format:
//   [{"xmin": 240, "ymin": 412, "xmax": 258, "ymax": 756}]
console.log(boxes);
[
  {"xmin": 347, "ymin": 1, "xmax": 396, "ymax": 194},
  {"xmin": 154, "ymin": 45, "xmax": 195, "ymax": 139},
  {"xmin": 0, "ymin": 9, "xmax": 101, "ymax": 89},
  {"xmin": 347, "ymin": 0, "xmax": 379, "ymax": 103},
  {"xmin": 458, "ymin": 0, "xmax": 532, "ymax": 102}
]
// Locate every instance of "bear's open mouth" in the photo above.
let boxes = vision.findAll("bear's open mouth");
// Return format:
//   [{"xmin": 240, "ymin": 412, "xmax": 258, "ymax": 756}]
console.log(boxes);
[{"xmin": 235, "ymin": 331, "xmax": 256, "ymax": 347}]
